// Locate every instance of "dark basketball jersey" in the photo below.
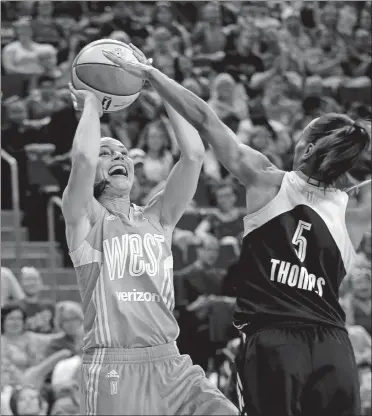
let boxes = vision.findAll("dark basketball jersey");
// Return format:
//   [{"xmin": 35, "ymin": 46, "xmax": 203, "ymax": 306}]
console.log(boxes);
[
  {"xmin": 69, "ymin": 203, "xmax": 179, "ymax": 351},
  {"xmin": 233, "ymin": 172, "xmax": 356, "ymax": 330}
]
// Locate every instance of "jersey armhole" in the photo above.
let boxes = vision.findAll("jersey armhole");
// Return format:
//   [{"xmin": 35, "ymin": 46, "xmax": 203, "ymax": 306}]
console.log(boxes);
[{"xmin": 68, "ymin": 204, "xmax": 106, "ymax": 260}]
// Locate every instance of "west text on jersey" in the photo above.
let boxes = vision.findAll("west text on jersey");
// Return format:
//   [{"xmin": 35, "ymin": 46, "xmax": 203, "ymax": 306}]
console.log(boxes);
[
  {"xmin": 270, "ymin": 259, "xmax": 326, "ymax": 297},
  {"xmin": 103, "ymin": 233, "xmax": 165, "ymax": 280}
]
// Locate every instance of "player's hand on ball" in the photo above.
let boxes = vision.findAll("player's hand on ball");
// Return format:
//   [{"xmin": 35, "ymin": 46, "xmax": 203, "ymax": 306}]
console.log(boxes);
[
  {"xmin": 102, "ymin": 43, "xmax": 153, "ymax": 81},
  {"xmin": 68, "ymin": 83, "xmax": 103, "ymax": 117}
]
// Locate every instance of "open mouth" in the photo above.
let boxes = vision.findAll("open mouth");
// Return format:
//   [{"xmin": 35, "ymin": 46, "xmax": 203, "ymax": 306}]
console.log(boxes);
[{"xmin": 108, "ymin": 165, "xmax": 128, "ymax": 177}]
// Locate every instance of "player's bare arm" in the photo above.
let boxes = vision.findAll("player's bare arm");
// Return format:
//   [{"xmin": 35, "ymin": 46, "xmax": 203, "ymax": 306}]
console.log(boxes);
[
  {"xmin": 345, "ymin": 178, "xmax": 372, "ymax": 249},
  {"xmin": 145, "ymin": 102, "xmax": 205, "ymax": 233},
  {"xmin": 102, "ymin": 46, "xmax": 275, "ymax": 188},
  {"xmin": 62, "ymin": 84, "xmax": 103, "ymax": 251}
]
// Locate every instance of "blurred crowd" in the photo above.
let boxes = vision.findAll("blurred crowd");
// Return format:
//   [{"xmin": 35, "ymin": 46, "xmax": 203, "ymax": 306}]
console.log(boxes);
[{"xmin": 1, "ymin": 1, "xmax": 371, "ymax": 415}]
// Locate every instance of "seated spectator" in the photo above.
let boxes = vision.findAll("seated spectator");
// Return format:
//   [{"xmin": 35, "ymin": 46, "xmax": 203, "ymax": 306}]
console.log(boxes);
[
  {"xmin": 279, "ymin": 7, "xmax": 312, "ymax": 73},
  {"xmin": 18, "ymin": 267, "xmax": 55, "ymax": 334},
  {"xmin": 150, "ymin": 2, "xmax": 192, "ymax": 56},
  {"xmin": 192, "ymin": 2, "xmax": 227, "ymax": 55},
  {"xmin": 305, "ymin": 26, "xmax": 346, "ymax": 82},
  {"xmin": 45, "ymin": 301, "xmax": 84, "ymax": 358},
  {"xmin": 195, "ymin": 183, "xmax": 244, "ymax": 241},
  {"xmin": 8, "ymin": 385, "xmax": 49, "ymax": 416},
  {"xmin": 99, "ymin": 2, "xmax": 149, "ymax": 48},
  {"xmin": 175, "ymin": 234, "xmax": 223, "ymax": 308},
  {"xmin": 207, "ymin": 73, "xmax": 248, "ymax": 121},
  {"xmin": 2, "ymin": 18, "xmax": 54, "ymax": 75},
  {"xmin": 344, "ymin": 29, "xmax": 372, "ymax": 78},
  {"xmin": 138, "ymin": 120, "xmax": 174, "ymax": 186},
  {"xmin": 1, "ymin": 303, "xmax": 62, "ymax": 388},
  {"xmin": 27, "ymin": 75, "xmax": 66, "ymax": 120},
  {"xmin": 174, "ymin": 234, "xmax": 224, "ymax": 370},
  {"xmin": 31, "ymin": 1, "xmax": 65, "ymax": 49},
  {"xmin": 1, "ymin": 267, "xmax": 25, "ymax": 308},
  {"xmin": 148, "ymin": 26, "xmax": 179, "ymax": 80}
]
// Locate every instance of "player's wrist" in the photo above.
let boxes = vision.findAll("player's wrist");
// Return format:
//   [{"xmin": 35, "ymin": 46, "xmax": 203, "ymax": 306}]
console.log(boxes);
[{"xmin": 85, "ymin": 96, "xmax": 103, "ymax": 117}]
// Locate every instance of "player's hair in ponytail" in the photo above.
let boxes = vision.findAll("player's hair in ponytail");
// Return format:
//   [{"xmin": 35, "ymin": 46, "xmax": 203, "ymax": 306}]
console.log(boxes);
[
  {"xmin": 93, "ymin": 179, "xmax": 107, "ymax": 199},
  {"xmin": 303, "ymin": 113, "xmax": 370, "ymax": 187}
]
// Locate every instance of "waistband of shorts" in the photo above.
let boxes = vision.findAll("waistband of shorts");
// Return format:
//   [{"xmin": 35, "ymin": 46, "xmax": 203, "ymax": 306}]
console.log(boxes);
[{"xmin": 83, "ymin": 342, "xmax": 180, "ymax": 364}]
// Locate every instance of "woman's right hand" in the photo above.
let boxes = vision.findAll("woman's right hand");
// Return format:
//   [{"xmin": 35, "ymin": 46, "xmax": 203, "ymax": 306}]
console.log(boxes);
[{"xmin": 68, "ymin": 83, "xmax": 103, "ymax": 117}]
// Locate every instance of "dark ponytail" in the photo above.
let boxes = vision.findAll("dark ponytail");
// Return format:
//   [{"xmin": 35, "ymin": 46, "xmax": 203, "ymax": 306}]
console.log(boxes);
[
  {"xmin": 94, "ymin": 179, "xmax": 107, "ymax": 199},
  {"xmin": 305, "ymin": 114, "xmax": 371, "ymax": 186}
]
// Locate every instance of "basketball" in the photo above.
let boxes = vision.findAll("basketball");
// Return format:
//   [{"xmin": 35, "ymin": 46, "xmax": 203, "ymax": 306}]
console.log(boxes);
[{"xmin": 71, "ymin": 39, "xmax": 143, "ymax": 112}]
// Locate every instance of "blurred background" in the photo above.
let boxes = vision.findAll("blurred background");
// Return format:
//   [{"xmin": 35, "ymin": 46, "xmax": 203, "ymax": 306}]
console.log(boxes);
[{"xmin": 1, "ymin": 1, "xmax": 371, "ymax": 415}]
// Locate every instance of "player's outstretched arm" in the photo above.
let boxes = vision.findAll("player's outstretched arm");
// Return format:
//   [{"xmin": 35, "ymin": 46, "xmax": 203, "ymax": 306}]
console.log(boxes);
[
  {"xmin": 102, "ymin": 47, "xmax": 273, "ymax": 187},
  {"xmin": 156, "ymin": 102, "xmax": 205, "ymax": 230},
  {"xmin": 62, "ymin": 84, "xmax": 103, "ymax": 249}
]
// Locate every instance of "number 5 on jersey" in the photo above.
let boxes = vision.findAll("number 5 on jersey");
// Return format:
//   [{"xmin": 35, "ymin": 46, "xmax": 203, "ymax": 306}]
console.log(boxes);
[{"xmin": 292, "ymin": 220, "xmax": 312, "ymax": 262}]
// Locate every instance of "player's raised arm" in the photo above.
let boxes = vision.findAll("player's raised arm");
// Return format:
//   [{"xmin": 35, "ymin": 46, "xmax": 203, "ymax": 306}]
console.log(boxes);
[
  {"xmin": 62, "ymin": 85, "xmax": 103, "ymax": 248},
  {"xmin": 102, "ymin": 47, "xmax": 272, "ymax": 187},
  {"xmin": 155, "ymin": 102, "xmax": 205, "ymax": 230}
]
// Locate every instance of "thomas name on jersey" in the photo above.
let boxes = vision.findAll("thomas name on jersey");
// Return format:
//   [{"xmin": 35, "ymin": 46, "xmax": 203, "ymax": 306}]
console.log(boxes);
[{"xmin": 270, "ymin": 258, "xmax": 326, "ymax": 297}]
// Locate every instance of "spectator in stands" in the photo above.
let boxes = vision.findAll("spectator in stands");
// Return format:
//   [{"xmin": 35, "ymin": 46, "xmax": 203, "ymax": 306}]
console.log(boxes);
[
  {"xmin": 192, "ymin": 2, "xmax": 227, "ymax": 56},
  {"xmin": 50, "ymin": 382, "xmax": 80, "ymax": 416},
  {"xmin": 1, "ymin": 268, "xmax": 25, "ymax": 308},
  {"xmin": 175, "ymin": 234, "xmax": 223, "ymax": 307},
  {"xmin": 1, "ymin": 303, "xmax": 66, "ymax": 388},
  {"xmin": 2, "ymin": 18, "xmax": 54, "ymax": 75},
  {"xmin": 207, "ymin": 72, "xmax": 248, "ymax": 122},
  {"xmin": 8, "ymin": 385, "xmax": 49, "ymax": 416},
  {"xmin": 18, "ymin": 267, "xmax": 55, "ymax": 334},
  {"xmin": 150, "ymin": 1, "xmax": 192, "ymax": 55},
  {"xmin": 138, "ymin": 120, "xmax": 174, "ymax": 186},
  {"xmin": 31, "ymin": 1, "xmax": 65, "ymax": 49},
  {"xmin": 148, "ymin": 26, "xmax": 181, "ymax": 80},
  {"xmin": 174, "ymin": 234, "xmax": 225, "ymax": 370},
  {"xmin": 195, "ymin": 183, "xmax": 244, "ymax": 241},
  {"xmin": 45, "ymin": 301, "xmax": 83, "ymax": 358},
  {"xmin": 99, "ymin": 2, "xmax": 149, "ymax": 48},
  {"xmin": 27, "ymin": 75, "xmax": 66, "ymax": 120}
]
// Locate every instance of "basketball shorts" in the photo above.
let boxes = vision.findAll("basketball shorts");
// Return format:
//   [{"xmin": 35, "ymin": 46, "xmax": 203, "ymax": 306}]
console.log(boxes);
[
  {"xmin": 235, "ymin": 323, "xmax": 361, "ymax": 416},
  {"xmin": 81, "ymin": 342, "xmax": 238, "ymax": 415}
]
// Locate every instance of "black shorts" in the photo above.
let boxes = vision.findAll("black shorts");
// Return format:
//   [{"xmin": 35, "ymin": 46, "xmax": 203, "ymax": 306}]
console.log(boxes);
[{"xmin": 235, "ymin": 323, "xmax": 360, "ymax": 416}]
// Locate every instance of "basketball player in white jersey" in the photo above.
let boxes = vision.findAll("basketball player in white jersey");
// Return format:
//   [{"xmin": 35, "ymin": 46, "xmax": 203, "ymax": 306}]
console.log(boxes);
[
  {"xmin": 104, "ymin": 45, "xmax": 371, "ymax": 416},
  {"xmin": 63, "ymin": 82, "xmax": 238, "ymax": 415}
]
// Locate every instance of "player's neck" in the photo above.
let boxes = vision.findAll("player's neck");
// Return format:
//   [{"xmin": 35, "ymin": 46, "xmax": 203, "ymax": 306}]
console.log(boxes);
[
  {"xmin": 295, "ymin": 169, "xmax": 326, "ymax": 188},
  {"xmin": 98, "ymin": 194, "xmax": 131, "ymax": 216}
]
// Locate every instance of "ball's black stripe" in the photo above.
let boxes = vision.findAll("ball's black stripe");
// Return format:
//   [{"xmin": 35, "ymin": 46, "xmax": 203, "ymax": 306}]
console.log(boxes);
[{"xmin": 74, "ymin": 62, "xmax": 120, "ymax": 69}]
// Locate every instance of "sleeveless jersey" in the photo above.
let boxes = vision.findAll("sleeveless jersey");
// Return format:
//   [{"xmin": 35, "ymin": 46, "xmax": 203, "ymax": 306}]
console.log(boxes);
[
  {"xmin": 69, "ymin": 204, "xmax": 179, "ymax": 351},
  {"xmin": 233, "ymin": 171, "xmax": 356, "ymax": 330}
]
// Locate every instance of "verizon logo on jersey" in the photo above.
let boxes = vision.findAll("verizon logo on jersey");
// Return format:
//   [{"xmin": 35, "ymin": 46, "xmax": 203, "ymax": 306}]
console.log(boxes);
[{"xmin": 116, "ymin": 290, "xmax": 161, "ymax": 302}]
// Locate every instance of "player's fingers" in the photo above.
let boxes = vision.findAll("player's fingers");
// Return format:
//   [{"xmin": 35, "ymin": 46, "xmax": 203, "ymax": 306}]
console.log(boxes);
[
  {"xmin": 68, "ymin": 82, "xmax": 77, "ymax": 94},
  {"xmin": 129, "ymin": 43, "xmax": 145, "ymax": 58},
  {"xmin": 102, "ymin": 50, "xmax": 124, "ymax": 65}
]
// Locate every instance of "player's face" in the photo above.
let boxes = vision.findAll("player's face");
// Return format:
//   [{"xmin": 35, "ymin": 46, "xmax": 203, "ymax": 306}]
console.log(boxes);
[{"xmin": 96, "ymin": 138, "xmax": 134, "ymax": 195}]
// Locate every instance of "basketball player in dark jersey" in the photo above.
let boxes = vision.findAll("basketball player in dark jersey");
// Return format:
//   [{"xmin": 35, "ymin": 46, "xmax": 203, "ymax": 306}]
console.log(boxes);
[
  {"xmin": 63, "ymin": 83, "xmax": 238, "ymax": 415},
  {"xmin": 104, "ymin": 45, "xmax": 371, "ymax": 416}
]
